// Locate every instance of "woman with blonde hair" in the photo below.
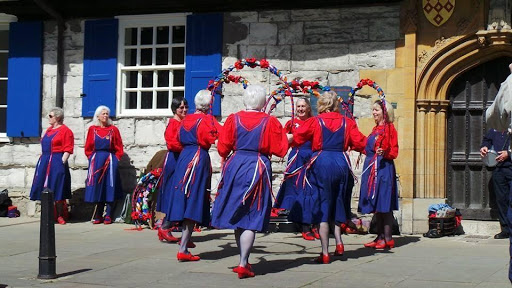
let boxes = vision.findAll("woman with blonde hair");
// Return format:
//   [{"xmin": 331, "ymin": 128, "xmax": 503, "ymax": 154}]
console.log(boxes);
[
  {"xmin": 84, "ymin": 105, "xmax": 124, "ymax": 225},
  {"xmin": 30, "ymin": 107, "xmax": 74, "ymax": 225},
  {"xmin": 289, "ymin": 91, "xmax": 366, "ymax": 263},
  {"xmin": 359, "ymin": 99, "xmax": 399, "ymax": 249}
]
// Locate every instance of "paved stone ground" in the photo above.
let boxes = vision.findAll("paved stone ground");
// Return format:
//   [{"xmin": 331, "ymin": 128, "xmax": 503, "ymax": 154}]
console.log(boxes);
[{"xmin": 0, "ymin": 219, "xmax": 510, "ymax": 288}]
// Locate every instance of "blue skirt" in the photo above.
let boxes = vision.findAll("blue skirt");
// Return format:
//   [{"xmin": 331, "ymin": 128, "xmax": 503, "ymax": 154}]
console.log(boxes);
[
  {"xmin": 156, "ymin": 151, "xmax": 179, "ymax": 213},
  {"xmin": 288, "ymin": 150, "xmax": 352, "ymax": 224},
  {"xmin": 274, "ymin": 147, "xmax": 312, "ymax": 210},
  {"xmin": 358, "ymin": 156, "xmax": 398, "ymax": 214},
  {"xmin": 165, "ymin": 146, "xmax": 211, "ymax": 226},
  {"xmin": 211, "ymin": 151, "xmax": 272, "ymax": 232},
  {"xmin": 30, "ymin": 152, "xmax": 71, "ymax": 201},
  {"xmin": 84, "ymin": 151, "xmax": 122, "ymax": 203}
]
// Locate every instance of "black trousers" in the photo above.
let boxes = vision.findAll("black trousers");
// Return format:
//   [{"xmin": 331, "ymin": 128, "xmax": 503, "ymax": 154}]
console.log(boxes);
[{"xmin": 493, "ymin": 166, "xmax": 512, "ymax": 231}]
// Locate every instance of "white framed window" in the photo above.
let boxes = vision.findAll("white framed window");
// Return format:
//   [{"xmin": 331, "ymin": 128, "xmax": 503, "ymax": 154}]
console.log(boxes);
[
  {"xmin": 0, "ymin": 13, "xmax": 17, "ymax": 142},
  {"xmin": 116, "ymin": 14, "xmax": 187, "ymax": 117}
]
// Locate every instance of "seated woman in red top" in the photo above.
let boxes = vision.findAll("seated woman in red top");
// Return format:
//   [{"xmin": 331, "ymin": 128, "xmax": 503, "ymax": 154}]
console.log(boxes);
[
  {"xmin": 165, "ymin": 90, "xmax": 222, "ymax": 262},
  {"xmin": 290, "ymin": 91, "xmax": 366, "ymax": 264},
  {"xmin": 30, "ymin": 107, "xmax": 74, "ymax": 225},
  {"xmin": 84, "ymin": 105, "xmax": 124, "ymax": 225},
  {"xmin": 156, "ymin": 97, "xmax": 189, "ymax": 243},
  {"xmin": 211, "ymin": 85, "xmax": 288, "ymax": 278},
  {"xmin": 359, "ymin": 99, "xmax": 399, "ymax": 249}
]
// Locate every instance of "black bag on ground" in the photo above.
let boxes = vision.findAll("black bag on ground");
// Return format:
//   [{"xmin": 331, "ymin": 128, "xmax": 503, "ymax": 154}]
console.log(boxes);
[{"xmin": 0, "ymin": 189, "xmax": 12, "ymax": 217}]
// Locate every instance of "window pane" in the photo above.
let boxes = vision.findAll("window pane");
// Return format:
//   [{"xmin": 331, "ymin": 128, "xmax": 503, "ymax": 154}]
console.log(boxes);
[
  {"xmin": 141, "ymin": 92, "xmax": 153, "ymax": 109},
  {"xmin": 156, "ymin": 48, "xmax": 168, "ymax": 65},
  {"xmin": 0, "ymin": 108, "xmax": 5, "ymax": 133},
  {"xmin": 141, "ymin": 27, "xmax": 153, "ymax": 45},
  {"xmin": 0, "ymin": 53, "xmax": 7, "ymax": 78},
  {"xmin": 173, "ymin": 70, "xmax": 184, "ymax": 87},
  {"xmin": 0, "ymin": 31, "xmax": 9, "ymax": 50},
  {"xmin": 172, "ymin": 26, "xmax": 185, "ymax": 43},
  {"xmin": 124, "ymin": 28, "xmax": 137, "ymax": 45},
  {"xmin": 141, "ymin": 49, "xmax": 152, "ymax": 65},
  {"xmin": 157, "ymin": 26, "xmax": 169, "ymax": 44},
  {"xmin": 0, "ymin": 80, "xmax": 6, "ymax": 105},
  {"xmin": 126, "ymin": 71, "xmax": 138, "ymax": 88},
  {"xmin": 142, "ymin": 71, "xmax": 153, "ymax": 87},
  {"xmin": 157, "ymin": 91, "xmax": 169, "ymax": 109},
  {"xmin": 157, "ymin": 70, "xmax": 169, "ymax": 87},
  {"xmin": 172, "ymin": 47, "xmax": 184, "ymax": 64},
  {"xmin": 173, "ymin": 91, "xmax": 184, "ymax": 102},
  {"xmin": 126, "ymin": 92, "xmax": 137, "ymax": 109},
  {"xmin": 125, "ymin": 49, "xmax": 137, "ymax": 66}
]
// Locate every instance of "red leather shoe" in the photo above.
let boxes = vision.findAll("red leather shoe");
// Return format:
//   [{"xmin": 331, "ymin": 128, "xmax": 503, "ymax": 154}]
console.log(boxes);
[
  {"xmin": 104, "ymin": 216, "xmax": 112, "ymax": 225},
  {"xmin": 92, "ymin": 217, "xmax": 103, "ymax": 224},
  {"xmin": 57, "ymin": 216, "xmax": 66, "ymax": 225},
  {"xmin": 237, "ymin": 265, "xmax": 255, "ymax": 279},
  {"xmin": 315, "ymin": 254, "xmax": 330, "ymax": 264},
  {"xmin": 375, "ymin": 239, "xmax": 395, "ymax": 249},
  {"xmin": 311, "ymin": 227, "xmax": 320, "ymax": 239},
  {"xmin": 233, "ymin": 263, "xmax": 252, "ymax": 273},
  {"xmin": 334, "ymin": 244, "xmax": 344, "ymax": 256},
  {"xmin": 177, "ymin": 252, "xmax": 200, "ymax": 262},
  {"xmin": 178, "ymin": 240, "xmax": 196, "ymax": 248},
  {"xmin": 302, "ymin": 232, "xmax": 315, "ymax": 241},
  {"xmin": 364, "ymin": 240, "xmax": 379, "ymax": 248},
  {"xmin": 158, "ymin": 228, "xmax": 179, "ymax": 242}
]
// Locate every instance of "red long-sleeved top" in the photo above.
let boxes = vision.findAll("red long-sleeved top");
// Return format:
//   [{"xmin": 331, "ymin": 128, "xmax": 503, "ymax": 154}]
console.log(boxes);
[
  {"xmin": 164, "ymin": 118, "xmax": 181, "ymax": 151},
  {"xmin": 369, "ymin": 123, "xmax": 399, "ymax": 160},
  {"xmin": 169, "ymin": 113, "xmax": 222, "ymax": 151},
  {"xmin": 218, "ymin": 111, "xmax": 288, "ymax": 158},
  {"xmin": 284, "ymin": 118, "xmax": 312, "ymax": 148},
  {"xmin": 43, "ymin": 125, "xmax": 74, "ymax": 154},
  {"xmin": 293, "ymin": 112, "xmax": 366, "ymax": 153},
  {"xmin": 84, "ymin": 125, "xmax": 124, "ymax": 160}
]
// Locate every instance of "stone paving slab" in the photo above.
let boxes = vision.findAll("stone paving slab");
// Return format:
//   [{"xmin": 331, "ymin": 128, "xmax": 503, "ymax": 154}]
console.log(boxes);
[{"xmin": 0, "ymin": 221, "xmax": 510, "ymax": 288}]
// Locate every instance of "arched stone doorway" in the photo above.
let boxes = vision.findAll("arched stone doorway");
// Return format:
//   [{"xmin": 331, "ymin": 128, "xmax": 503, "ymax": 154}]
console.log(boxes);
[{"xmin": 446, "ymin": 57, "xmax": 512, "ymax": 219}]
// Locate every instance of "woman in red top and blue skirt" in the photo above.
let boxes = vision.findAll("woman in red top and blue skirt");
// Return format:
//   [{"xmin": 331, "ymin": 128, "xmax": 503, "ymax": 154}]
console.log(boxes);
[
  {"xmin": 274, "ymin": 98, "xmax": 318, "ymax": 241},
  {"xmin": 166, "ymin": 90, "xmax": 221, "ymax": 262},
  {"xmin": 290, "ymin": 91, "xmax": 366, "ymax": 263},
  {"xmin": 156, "ymin": 97, "xmax": 188, "ymax": 243},
  {"xmin": 30, "ymin": 107, "xmax": 74, "ymax": 225},
  {"xmin": 359, "ymin": 99, "xmax": 399, "ymax": 249},
  {"xmin": 211, "ymin": 85, "xmax": 288, "ymax": 278},
  {"xmin": 84, "ymin": 105, "xmax": 124, "ymax": 225}
]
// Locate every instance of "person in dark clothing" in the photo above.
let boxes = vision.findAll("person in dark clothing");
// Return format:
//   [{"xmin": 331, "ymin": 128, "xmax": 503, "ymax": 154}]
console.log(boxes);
[{"xmin": 480, "ymin": 128, "xmax": 512, "ymax": 239}]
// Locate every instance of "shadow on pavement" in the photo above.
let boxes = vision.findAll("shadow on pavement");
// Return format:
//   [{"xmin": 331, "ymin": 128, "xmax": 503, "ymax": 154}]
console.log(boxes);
[{"xmin": 57, "ymin": 268, "xmax": 92, "ymax": 278}]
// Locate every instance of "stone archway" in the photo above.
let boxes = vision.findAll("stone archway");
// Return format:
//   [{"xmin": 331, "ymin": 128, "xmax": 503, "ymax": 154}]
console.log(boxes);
[{"xmin": 414, "ymin": 30, "xmax": 512, "ymax": 200}]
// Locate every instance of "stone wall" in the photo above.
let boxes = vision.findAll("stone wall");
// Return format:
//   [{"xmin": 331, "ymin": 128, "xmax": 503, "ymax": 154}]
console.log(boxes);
[{"xmin": 1, "ymin": 5, "xmax": 401, "ymax": 217}]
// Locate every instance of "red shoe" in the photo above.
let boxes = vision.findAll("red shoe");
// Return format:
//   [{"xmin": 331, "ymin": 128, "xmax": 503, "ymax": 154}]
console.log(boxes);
[
  {"xmin": 334, "ymin": 244, "xmax": 344, "ymax": 256},
  {"xmin": 92, "ymin": 217, "xmax": 103, "ymax": 224},
  {"xmin": 178, "ymin": 240, "xmax": 196, "ymax": 248},
  {"xmin": 177, "ymin": 252, "xmax": 200, "ymax": 262},
  {"xmin": 237, "ymin": 265, "xmax": 255, "ymax": 279},
  {"xmin": 302, "ymin": 232, "xmax": 315, "ymax": 241},
  {"xmin": 311, "ymin": 227, "xmax": 320, "ymax": 239},
  {"xmin": 57, "ymin": 216, "xmax": 66, "ymax": 225},
  {"xmin": 233, "ymin": 263, "xmax": 252, "ymax": 273},
  {"xmin": 315, "ymin": 254, "xmax": 330, "ymax": 264},
  {"xmin": 104, "ymin": 216, "xmax": 112, "ymax": 225},
  {"xmin": 375, "ymin": 239, "xmax": 395, "ymax": 249},
  {"xmin": 158, "ymin": 227, "xmax": 179, "ymax": 242},
  {"xmin": 364, "ymin": 240, "xmax": 379, "ymax": 248}
]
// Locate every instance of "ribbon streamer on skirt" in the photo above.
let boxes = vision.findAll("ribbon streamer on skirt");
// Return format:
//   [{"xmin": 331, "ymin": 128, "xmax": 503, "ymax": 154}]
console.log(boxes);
[
  {"xmin": 43, "ymin": 154, "xmax": 53, "ymax": 188},
  {"xmin": 241, "ymin": 154, "xmax": 273, "ymax": 211},
  {"xmin": 179, "ymin": 147, "xmax": 201, "ymax": 198},
  {"xmin": 87, "ymin": 153, "xmax": 113, "ymax": 187},
  {"xmin": 361, "ymin": 154, "xmax": 379, "ymax": 199}
]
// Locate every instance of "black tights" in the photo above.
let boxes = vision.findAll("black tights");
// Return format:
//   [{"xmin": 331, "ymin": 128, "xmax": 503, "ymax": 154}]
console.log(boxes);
[{"xmin": 375, "ymin": 212, "xmax": 394, "ymax": 242}]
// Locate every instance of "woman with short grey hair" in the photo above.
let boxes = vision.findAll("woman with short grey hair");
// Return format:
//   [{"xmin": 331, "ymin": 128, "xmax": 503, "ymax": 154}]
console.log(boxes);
[
  {"xmin": 30, "ymin": 107, "xmax": 74, "ymax": 225},
  {"xmin": 211, "ymin": 85, "xmax": 288, "ymax": 278},
  {"xmin": 165, "ymin": 89, "xmax": 222, "ymax": 262}
]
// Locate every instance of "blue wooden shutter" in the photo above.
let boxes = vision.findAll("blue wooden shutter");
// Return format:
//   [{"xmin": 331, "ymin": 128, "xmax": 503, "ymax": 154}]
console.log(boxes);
[
  {"xmin": 6, "ymin": 22, "xmax": 43, "ymax": 137},
  {"xmin": 82, "ymin": 19, "xmax": 118, "ymax": 117},
  {"xmin": 185, "ymin": 13, "xmax": 223, "ymax": 115}
]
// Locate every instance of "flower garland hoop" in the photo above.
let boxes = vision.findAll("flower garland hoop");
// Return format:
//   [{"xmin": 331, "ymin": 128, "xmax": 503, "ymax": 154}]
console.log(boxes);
[{"xmin": 347, "ymin": 78, "xmax": 386, "ymax": 120}]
